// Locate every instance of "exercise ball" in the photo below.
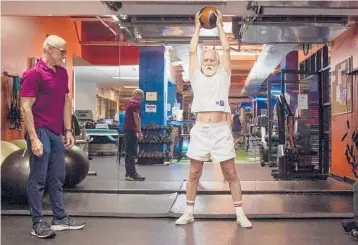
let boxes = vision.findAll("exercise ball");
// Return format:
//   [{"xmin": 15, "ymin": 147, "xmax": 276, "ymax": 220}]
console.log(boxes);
[
  {"xmin": 64, "ymin": 145, "xmax": 89, "ymax": 188},
  {"xmin": 199, "ymin": 6, "xmax": 217, "ymax": 29},
  {"xmin": 1, "ymin": 145, "xmax": 89, "ymax": 203},
  {"xmin": 10, "ymin": 139, "xmax": 27, "ymax": 149},
  {"xmin": 1, "ymin": 141, "xmax": 20, "ymax": 164},
  {"xmin": 1, "ymin": 149, "xmax": 30, "ymax": 203}
]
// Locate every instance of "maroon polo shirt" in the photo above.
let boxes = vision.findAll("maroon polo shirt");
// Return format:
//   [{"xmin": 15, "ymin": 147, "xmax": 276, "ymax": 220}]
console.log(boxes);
[
  {"xmin": 20, "ymin": 59, "xmax": 69, "ymax": 135},
  {"xmin": 124, "ymin": 98, "xmax": 141, "ymax": 131}
]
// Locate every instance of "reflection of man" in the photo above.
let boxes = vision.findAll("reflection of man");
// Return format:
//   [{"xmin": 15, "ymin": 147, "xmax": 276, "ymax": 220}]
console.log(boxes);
[
  {"xmin": 20, "ymin": 35, "xmax": 85, "ymax": 239},
  {"xmin": 175, "ymin": 10, "xmax": 252, "ymax": 228},
  {"xmin": 124, "ymin": 89, "xmax": 145, "ymax": 181},
  {"xmin": 232, "ymin": 113, "xmax": 242, "ymax": 148}
]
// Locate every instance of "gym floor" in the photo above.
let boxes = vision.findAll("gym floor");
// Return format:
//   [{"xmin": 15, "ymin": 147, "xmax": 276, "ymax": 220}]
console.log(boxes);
[
  {"xmin": 2, "ymin": 216, "xmax": 357, "ymax": 245},
  {"xmin": 1, "ymin": 155, "xmax": 355, "ymax": 244}
]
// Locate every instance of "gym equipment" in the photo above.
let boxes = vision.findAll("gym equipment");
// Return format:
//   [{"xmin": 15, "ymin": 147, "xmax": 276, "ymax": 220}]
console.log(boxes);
[
  {"xmin": 10, "ymin": 139, "xmax": 27, "ymax": 149},
  {"xmin": 85, "ymin": 129, "xmax": 118, "ymax": 155},
  {"xmin": 342, "ymin": 182, "xmax": 358, "ymax": 240},
  {"xmin": 138, "ymin": 124, "xmax": 173, "ymax": 165},
  {"xmin": 4, "ymin": 73, "xmax": 22, "ymax": 130},
  {"xmin": 74, "ymin": 110, "xmax": 95, "ymax": 128},
  {"xmin": 1, "ymin": 141, "xmax": 20, "ymax": 164},
  {"xmin": 1, "ymin": 146, "xmax": 89, "ymax": 203},
  {"xmin": 199, "ymin": 6, "xmax": 217, "ymax": 29},
  {"xmin": 268, "ymin": 70, "xmax": 327, "ymax": 180},
  {"xmin": 64, "ymin": 145, "xmax": 90, "ymax": 188}
]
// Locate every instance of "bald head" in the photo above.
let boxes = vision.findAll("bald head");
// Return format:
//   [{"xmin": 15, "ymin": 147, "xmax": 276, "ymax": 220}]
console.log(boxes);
[
  {"xmin": 42, "ymin": 35, "xmax": 67, "ymax": 66},
  {"xmin": 201, "ymin": 49, "xmax": 220, "ymax": 77},
  {"xmin": 43, "ymin": 35, "xmax": 67, "ymax": 50},
  {"xmin": 132, "ymin": 88, "xmax": 144, "ymax": 101},
  {"xmin": 201, "ymin": 49, "xmax": 220, "ymax": 62}
]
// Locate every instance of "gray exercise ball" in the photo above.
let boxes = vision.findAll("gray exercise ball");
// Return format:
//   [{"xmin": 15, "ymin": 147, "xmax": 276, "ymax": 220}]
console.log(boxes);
[
  {"xmin": 1, "ymin": 145, "xmax": 89, "ymax": 203},
  {"xmin": 10, "ymin": 139, "xmax": 27, "ymax": 149},
  {"xmin": 63, "ymin": 145, "xmax": 90, "ymax": 188},
  {"xmin": 1, "ymin": 141, "xmax": 20, "ymax": 165},
  {"xmin": 1, "ymin": 149, "xmax": 30, "ymax": 203}
]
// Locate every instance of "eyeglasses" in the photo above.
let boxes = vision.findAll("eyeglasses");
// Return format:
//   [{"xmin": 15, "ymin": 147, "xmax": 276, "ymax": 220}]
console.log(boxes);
[{"xmin": 47, "ymin": 44, "xmax": 67, "ymax": 56}]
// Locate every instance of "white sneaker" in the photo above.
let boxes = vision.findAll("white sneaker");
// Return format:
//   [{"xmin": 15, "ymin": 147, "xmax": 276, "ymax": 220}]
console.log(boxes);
[
  {"xmin": 175, "ymin": 213, "xmax": 195, "ymax": 225},
  {"xmin": 236, "ymin": 214, "xmax": 252, "ymax": 228}
]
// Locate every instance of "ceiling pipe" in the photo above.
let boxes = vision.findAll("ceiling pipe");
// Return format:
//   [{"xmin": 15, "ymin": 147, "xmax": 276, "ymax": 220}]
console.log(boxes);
[
  {"xmin": 96, "ymin": 16, "xmax": 117, "ymax": 36},
  {"xmin": 240, "ymin": 44, "xmax": 297, "ymax": 96}
]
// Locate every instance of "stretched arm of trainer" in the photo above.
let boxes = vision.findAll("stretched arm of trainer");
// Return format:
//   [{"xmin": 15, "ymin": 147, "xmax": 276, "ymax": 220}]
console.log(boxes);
[
  {"xmin": 189, "ymin": 11, "xmax": 202, "ymax": 75},
  {"xmin": 21, "ymin": 97, "xmax": 43, "ymax": 157},
  {"xmin": 215, "ymin": 10, "xmax": 231, "ymax": 73}
]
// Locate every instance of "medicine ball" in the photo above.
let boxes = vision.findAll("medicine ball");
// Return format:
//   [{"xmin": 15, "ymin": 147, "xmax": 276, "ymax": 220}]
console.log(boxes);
[{"xmin": 199, "ymin": 6, "xmax": 217, "ymax": 29}]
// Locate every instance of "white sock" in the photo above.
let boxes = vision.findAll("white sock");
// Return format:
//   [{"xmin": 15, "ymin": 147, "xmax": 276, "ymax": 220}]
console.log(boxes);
[
  {"xmin": 234, "ymin": 201, "xmax": 244, "ymax": 216},
  {"xmin": 185, "ymin": 200, "xmax": 195, "ymax": 214}
]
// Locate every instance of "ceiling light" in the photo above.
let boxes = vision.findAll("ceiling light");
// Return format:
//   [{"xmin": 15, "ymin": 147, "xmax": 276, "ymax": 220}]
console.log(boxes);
[
  {"xmin": 123, "ymin": 86, "xmax": 138, "ymax": 89},
  {"xmin": 112, "ymin": 15, "xmax": 119, "ymax": 22},
  {"xmin": 112, "ymin": 76, "xmax": 139, "ymax": 80}
]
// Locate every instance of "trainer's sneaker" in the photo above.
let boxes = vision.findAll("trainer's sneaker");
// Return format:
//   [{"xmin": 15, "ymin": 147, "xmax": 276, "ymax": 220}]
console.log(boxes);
[
  {"xmin": 51, "ymin": 216, "xmax": 85, "ymax": 231},
  {"xmin": 175, "ymin": 213, "xmax": 195, "ymax": 225},
  {"xmin": 236, "ymin": 213, "xmax": 252, "ymax": 228},
  {"xmin": 125, "ymin": 173, "xmax": 145, "ymax": 181},
  {"xmin": 31, "ymin": 220, "xmax": 56, "ymax": 239}
]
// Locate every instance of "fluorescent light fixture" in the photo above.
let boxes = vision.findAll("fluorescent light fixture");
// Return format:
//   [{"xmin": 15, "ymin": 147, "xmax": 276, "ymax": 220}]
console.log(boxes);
[
  {"xmin": 112, "ymin": 15, "xmax": 119, "ymax": 22},
  {"xmin": 112, "ymin": 76, "xmax": 139, "ymax": 80},
  {"xmin": 123, "ymin": 86, "xmax": 138, "ymax": 89}
]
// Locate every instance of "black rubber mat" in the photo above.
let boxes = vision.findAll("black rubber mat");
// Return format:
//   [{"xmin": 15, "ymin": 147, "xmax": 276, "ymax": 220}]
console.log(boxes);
[
  {"xmin": 181, "ymin": 178, "xmax": 352, "ymax": 193},
  {"xmin": 2, "ymin": 193, "xmax": 178, "ymax": 218},
  {"xmin": 170, "ymin": 194, "xmax": 353, "ymax": 219},
  {"xmin": 70, "ymin": 179, "xmax": 352, "ymax": 194},
  {"xmin": 2, "ymin": 192, "xmax": 352, "ymax": 219},
  {"xmin": 88, "ymin": 156, "xmax": 273, "ymax": 182},
  {"xmin": 70, "ymin": 179, "xmax": 184, "ymax": 193},
  {"xmin": 3, "ymin": 216, "xmax": 358, "ymax": 245}
]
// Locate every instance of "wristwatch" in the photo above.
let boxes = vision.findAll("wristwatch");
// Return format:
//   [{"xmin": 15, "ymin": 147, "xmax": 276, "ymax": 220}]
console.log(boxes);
[{"xmin": 64, "ymin": 129, "xmax": 73, "ymax": 134}]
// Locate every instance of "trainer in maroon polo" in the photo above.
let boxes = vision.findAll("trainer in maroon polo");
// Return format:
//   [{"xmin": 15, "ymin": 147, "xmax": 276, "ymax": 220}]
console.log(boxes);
[
  {"xmin": 124, "ymin": 98, "xmax": 141, "ymax": 131},
  {"xmin": 20, "ymin": 59, "xmax": 69, "ymax": 135}
]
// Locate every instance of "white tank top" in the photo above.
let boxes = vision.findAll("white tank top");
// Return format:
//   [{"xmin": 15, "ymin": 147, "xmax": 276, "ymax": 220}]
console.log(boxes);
[{"xmin": 190, "ymin": 67, "xmax": 231, "ymax": 113}]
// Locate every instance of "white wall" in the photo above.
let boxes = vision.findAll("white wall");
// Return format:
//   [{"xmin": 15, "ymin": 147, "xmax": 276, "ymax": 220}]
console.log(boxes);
[
  {"xmin": 1, "ymin": 16, "xmax": 41, "ymax": 74},
  {"xmin": 74, "ymin": 75, "xmax": 97, "ymax": 119}
]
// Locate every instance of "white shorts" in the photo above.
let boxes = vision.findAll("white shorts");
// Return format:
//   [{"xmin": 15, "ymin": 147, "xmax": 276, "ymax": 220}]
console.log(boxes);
[{"xmin": 186, "ymin": 121, "xmax": 236, "ymax": 163}]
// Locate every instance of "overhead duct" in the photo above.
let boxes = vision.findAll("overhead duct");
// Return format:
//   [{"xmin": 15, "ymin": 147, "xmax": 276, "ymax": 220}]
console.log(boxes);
[
  {"xmin": 241, "ymin": 44, "xmax": 297, "ymax": 96},
  {"xmin": 232, "ymin": 15, "xmax": 349, "ymax": 44},
  {"xmin": 255, "ymin": 1, "xmax": 358, "ymax": 15}
]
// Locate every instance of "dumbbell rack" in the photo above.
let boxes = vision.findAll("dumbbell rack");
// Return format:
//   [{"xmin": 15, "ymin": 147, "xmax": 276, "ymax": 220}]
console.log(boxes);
[{"xmin": 138, "ymin": 125, "xmax": 173, "ymax": 165}]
